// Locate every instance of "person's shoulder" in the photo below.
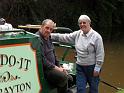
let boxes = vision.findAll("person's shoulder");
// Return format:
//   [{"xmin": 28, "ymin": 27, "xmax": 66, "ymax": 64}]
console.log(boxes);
[
  {"xmin": 0, "ymin": 23, "xmax": 13, "ymax": 30},
  {"xmin": 72, "ymin": 30, "xmax": 80, "ymax": 34},
  {"xmin": 73, "ymin": 30, "xmax": 80, "ymax": 32},
  {"xmin": 35, "ymin": 31, "xmax": 40, "ymax": 35},
  {"xmin": 91, "ymin": 29, "xmax": 103, "ymax": 41},
  {"xmin": 92, "ymin": 30, "xmax": 101, "ymax": 36}
]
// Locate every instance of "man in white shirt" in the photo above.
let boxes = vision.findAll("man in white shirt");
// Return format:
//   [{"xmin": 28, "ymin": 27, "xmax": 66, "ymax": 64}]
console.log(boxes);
[{"xmin": 0, "ymin": 18, "xmax": 13, "ymax": 30}]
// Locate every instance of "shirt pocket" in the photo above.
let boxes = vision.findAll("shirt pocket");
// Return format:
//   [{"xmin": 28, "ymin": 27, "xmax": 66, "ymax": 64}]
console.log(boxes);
[{"xmin": 87, "ymin": 42, "xmax": 95, "ymax": 54}]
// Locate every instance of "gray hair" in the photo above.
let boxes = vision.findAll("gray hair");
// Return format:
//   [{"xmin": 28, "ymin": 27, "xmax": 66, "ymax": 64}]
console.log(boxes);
[
  {"xmin": 78, "ymin": 15, "xmax": 91, "ymax": 24},
  {"xmin": 42, "ymin": 19, "xmax": 54, "ymax": 26}
]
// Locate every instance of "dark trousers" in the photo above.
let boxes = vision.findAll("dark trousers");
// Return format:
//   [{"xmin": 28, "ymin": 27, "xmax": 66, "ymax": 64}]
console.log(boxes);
[{"xmin": 45, "ymin": 68, "xmax": 68, "ymax": 93}]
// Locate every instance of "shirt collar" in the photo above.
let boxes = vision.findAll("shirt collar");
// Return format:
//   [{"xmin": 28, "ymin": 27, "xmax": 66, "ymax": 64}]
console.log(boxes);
[{"xmin": 81, "ymin": 28, "xmax": 93, "ymax": 37}]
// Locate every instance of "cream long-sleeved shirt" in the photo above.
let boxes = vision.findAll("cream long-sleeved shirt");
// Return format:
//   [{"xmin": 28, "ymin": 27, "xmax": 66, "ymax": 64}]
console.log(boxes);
[{"xmin": 51, "ymin": 28, "xmax": 104, "ymax": 72}]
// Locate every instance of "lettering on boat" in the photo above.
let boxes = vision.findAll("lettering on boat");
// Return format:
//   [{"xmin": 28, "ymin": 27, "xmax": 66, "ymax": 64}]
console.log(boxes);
[
  {"xmin": 0, "ymin": 82, "xmax": 31, "ymax": 93},
  {"xmin": 0, "ymin": 43, "xmax": 41, "ymax": 93}
]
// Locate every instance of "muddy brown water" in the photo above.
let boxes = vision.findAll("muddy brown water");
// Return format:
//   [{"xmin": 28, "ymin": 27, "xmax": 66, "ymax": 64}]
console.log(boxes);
[{"xmin": 55, "ymin": 42, "xmax": 124, "ymax": 93}]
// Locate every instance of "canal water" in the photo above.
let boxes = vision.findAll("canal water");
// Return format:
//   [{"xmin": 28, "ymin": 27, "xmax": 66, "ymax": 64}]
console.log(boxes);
[
  {"xmin": 55, "ymin": 42, "xmax": 124, "ymax": 93},
  {"xmin": 99, "ymin": 42, "xmax": 124, "ymax": 93}
]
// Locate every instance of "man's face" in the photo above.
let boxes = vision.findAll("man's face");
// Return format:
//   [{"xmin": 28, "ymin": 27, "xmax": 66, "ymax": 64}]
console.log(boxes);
[
  {"xmin": 79, "ymin": 20, "xmax": 90, "ymax": 34},
  {"xmin": 40, "ymin": 21, "xmax": 54, "ymax": 39}
]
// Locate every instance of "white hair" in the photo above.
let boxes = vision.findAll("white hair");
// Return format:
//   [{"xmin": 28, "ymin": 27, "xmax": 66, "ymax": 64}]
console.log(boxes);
[{"xmin": 78, "ymin": 15, "xmax": 91, "ymax": 23}]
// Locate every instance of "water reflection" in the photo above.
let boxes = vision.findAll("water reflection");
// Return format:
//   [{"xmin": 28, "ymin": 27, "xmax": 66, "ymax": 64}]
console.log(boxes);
[
  {"xmin": 100, "ymin": 42, "xmax": 124, "ymax": 93},
  {"xmin": 55, "ymin": 42, "xmax": 124, "ymax": 93}
]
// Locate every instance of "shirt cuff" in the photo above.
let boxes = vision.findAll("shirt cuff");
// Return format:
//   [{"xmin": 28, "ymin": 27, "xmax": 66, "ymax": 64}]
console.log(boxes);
[{"xmin": 94, "ymin": 66, "xmax": 101, "ymax": 72}]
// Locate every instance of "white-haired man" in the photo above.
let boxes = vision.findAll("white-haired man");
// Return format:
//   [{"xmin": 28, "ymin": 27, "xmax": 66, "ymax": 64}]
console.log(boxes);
[{"xmin": 51, "ymin": 15, "xmax": 105, "ymax": 93}]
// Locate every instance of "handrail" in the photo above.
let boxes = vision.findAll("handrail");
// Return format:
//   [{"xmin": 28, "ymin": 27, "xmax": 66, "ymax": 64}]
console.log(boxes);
[
  {"xmin": 0, "ymin": 28, "xmax": 26, "ymax": 34},
  {"xmin": 18, "ymin": 25, "xmax": 41, "ymax": 29},
  {"xmin": 18, "ymin": 25, "xmax": 73, "ymax": 33},
  {"xmin": 53, "ymin": 42, "xmax": 75, "ymax": 49}
]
